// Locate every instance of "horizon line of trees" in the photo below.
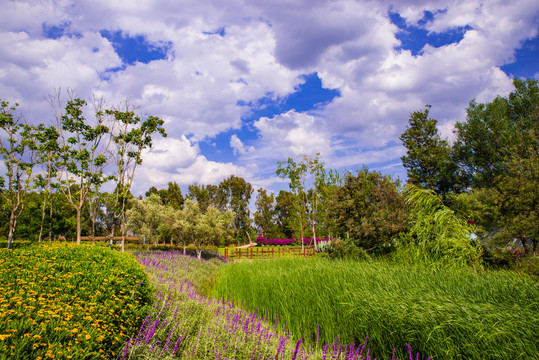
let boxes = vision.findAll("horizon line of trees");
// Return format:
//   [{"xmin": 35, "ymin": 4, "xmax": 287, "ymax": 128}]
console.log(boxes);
[{"xmin": 1, "ymin": 78, "xmax": 537, "ymax": 262}]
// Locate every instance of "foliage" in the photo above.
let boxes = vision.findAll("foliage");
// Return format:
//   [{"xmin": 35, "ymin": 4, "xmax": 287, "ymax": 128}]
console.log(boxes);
[
  {"xmin": 126, "ymin": 194, "xmax": 171, "ymax": 245},
  {"xmin": 218, "ymin": 175, "xmax": 253, "ymax": 241},
  {"xmin": 331, "ymin": 167, "xmax": 409, "ymax": 253},
  {"xmin": 107, "ymin": 102, "xmax": 167, "ymax": 251},
  {"xmin": 145, "ymin": 182, "xmax": 183, "ymax": 210},
  {"xmin": 254, "ymin": 188, "xmax": 276, "ymax": 238},
  {"xmin": 274, "ymin": 190, "xmax": 295, "ymax": 239},
  {"xmin": 402, "ymin": 185, "xmax": 483, "ymax": 269},
  {"xmin": 276, "ymin": 153, "xmax": 341, "ymax": 249},
  {"xmin": 0, "ymin": 100, "xmax": 38, "ymax": 249},
  {"xmin": 0, "ymin": 243, "xmax": 152, "ymax": 359},
  {"xmin": 453, "ymin": 78, "xmax": 539, "ymax": 189},
  {"xmin": 495, "ymin": 130, "xmax": 538, "ymax": 256},
  {"xmin": 213, "ymin": 257, "xmax": 539, "ymax": 360},
  {"xmin": 399, "ymin": 105, "xmax": 460, "ymax": 195},
  {"xmin": 52, "ymin": 93, "xmax": 113, "ymax": 245},
  {"xmin": 124, "ymin": 251, "xmax": 417, "ymax": 360},
  {"xmin": 326, "ymin": 238, "xmax": 371, "ymax": 260}
]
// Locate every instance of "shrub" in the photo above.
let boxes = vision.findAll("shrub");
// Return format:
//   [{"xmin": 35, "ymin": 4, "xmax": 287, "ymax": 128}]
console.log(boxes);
[{"xmin": 0, "ymin": 243, "xmax": 152, "ymax": 359}]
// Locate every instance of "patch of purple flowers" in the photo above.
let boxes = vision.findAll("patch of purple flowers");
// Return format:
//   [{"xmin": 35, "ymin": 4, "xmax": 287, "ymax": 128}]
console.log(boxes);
[{"xmin": 121, "ymin": 251, "xmax": 428, "ymax": 360}]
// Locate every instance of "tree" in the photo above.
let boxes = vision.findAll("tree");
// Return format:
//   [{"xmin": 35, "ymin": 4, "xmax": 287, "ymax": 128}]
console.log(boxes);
[
  {"xmin": 0, "ymin": 100, "xmax": 38, "ymax": 249},
  {"xmin": 400, "ymin": 105, "xmax": 459, "ymax": 195},
  {"xmin": 331, "ymin": 167, "xmax": 408, "ymax": 252},
  {"xmin": 495, "ymin": 132, "xmax": 538, "ymax": 255},
  {"xmin": 254, "ymin": 188, "xmax": 276, "ymax": 238},
  {"xmin": 34, "ymin": 124, "xmax": 59, "ymax": 242},
  {"xmin": 50, "ymin": 92, "xmax": 113, "ymax": 244},
  {"xmin": 218, "ymin": 175, "xmax": 253, "ymax": 242},
  {"xmin": 126, "ymin": 194, "xmax": 170, "ymax": 246},
  {"xmin": 276, "ymin": 153, "xmax": 334, "ymax": 250},
  {"xmin": 453, "ymin": 78, "xmax": 539, "ymax": 189},
  {"xmin": 107, "ymin": 103, "xmax": 166, "ymax": 251},
  {"xmin": 171, "ymin": 198, "xmax": 235, "ymax": 258},
  {"xmin": 274, "ymin": 190, "xmax": 294, "ymax": 239},
  {"xmin": 187, "ymin": 184, "xmax": 211, "ymax": 212}
]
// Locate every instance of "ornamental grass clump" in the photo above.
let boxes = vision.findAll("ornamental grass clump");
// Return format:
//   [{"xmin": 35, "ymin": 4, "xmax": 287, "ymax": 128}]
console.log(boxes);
[
  {"xmin": 213, "ymin": 257, "xmax": 539, "ymax": 360},
  {"xmin": 123, "ymin": 250, "xmax": 426, "ymax": 360},
  {"xmin": 0, "ymin": 243, "xmax": 152, "ymax": 359},
  {"xmin": 401, "ymin": 184, "xmax": 483, "ymax": 269}
]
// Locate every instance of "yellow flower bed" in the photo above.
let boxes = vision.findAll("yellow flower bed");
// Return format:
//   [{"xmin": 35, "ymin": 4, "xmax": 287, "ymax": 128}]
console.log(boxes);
[{"xmin": 0, "ymin": 243, "xmax": 151, "ymax": 359}]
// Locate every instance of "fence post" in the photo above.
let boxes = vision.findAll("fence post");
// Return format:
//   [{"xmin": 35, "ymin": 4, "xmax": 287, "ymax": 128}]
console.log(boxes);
[
  {"xmin": 250, "ymin": 247, "xmax": 253, "ymax": 259},
  {"xmin": 272, "ymin": 248, "xmax": 274, "ymax": 257},
  {"xmin": 224, "ymin": 248, "xmax": 228, "ymax": 259}
]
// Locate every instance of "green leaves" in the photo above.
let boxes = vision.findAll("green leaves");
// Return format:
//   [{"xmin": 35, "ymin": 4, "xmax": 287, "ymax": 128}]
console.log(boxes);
[{"xmin": 399, "ymin": 105, "xmax": 458, "ymax": 195}]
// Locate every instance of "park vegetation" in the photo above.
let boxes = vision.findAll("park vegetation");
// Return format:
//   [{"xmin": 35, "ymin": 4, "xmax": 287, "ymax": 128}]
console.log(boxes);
[{"xmin": 0, "ymin": 78, "xmax": 537, "ymax": 359}]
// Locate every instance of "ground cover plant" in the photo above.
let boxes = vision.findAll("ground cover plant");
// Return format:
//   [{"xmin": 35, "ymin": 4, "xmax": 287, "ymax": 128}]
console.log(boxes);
[
  {"xmin": 0, "ymin": 243, "xmax": 152, "ymax": 359},
  {"xmin": 123, "ymin": 250, "xmax": 426, "ymax": 359},
  {"xmin": 212, "ymin": 257, "xmax": 539, "ymax": 360}
]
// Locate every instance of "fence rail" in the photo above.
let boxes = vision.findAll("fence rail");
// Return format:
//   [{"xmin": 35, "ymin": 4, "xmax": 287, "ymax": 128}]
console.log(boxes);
[
  {"xmin": 223, "ymin": 246, "xmax": 315, "ymax": 260},
  {"xmin": 79, "ymin": 236, "xmax": 142, "ymax": 242}
]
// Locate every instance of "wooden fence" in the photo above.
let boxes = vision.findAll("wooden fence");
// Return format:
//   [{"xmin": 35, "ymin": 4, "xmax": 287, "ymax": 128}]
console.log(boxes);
[
  {"xmin": 223, "ymin": 246, "xmax": 315, "ymax": 260},
  {"xmin": 79, "ymin": 236, "xmax": 141, "ymax": 243}
]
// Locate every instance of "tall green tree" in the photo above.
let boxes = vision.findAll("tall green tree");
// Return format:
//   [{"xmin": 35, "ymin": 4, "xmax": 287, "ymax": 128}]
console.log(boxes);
[
  {"xmin": 495, "ymin": 132, "xmax": 538, "ymax": 255},
  {"xmin": 276, "ymin": 153, "xmax": 336, "ymax": 250},
  {"xmin": 107, "ymin": 103, "xmax": 166, "ymax": 251},
  {"xmin": 51, "ymin": 93, "xmax": 113, "ymax": 244},
  {"xmin": 453, "ymin": 78, "xmax": 539, "ymax": 189},
  {"xmin": 218, "ymin": 175, "xmax": 253, "ymax": 242},
  {"xmin": 331, "ymin": 167, "xmax": 408, "ymax": 252},
  {"xmin": 187, "ymin": 184, "xmax": 211, "ymax": 212},
  {"xmin": 274, "ymin": 190, "xmax": 294, "ymax": 239},
  {"xmin": 254, "ymin": 188, "xmax": 276, "ymax": 238},
  {"xmin": 34, "ymin": 124, "xmax": 59, "ymax": 242},
  {"xmin": 400, "ymin": 105, "xmax": 459, "ymax": 195},
  {"xmin": 0, "ymin": 100, "xmax": 38, "ymax": 249}
]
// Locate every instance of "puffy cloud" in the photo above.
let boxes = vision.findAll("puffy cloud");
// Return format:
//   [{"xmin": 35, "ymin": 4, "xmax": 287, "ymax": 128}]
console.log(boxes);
[
  {"xmin": 133, "ymin": 135, "xmax": 251, "ymax": 193},
  {"xmin": 253, "ymin": 110, "xmax": 332, "ymax": 160},
  {"xmin": 230, "ymin": 134, "xmax": 254, "ymax": 156},
  {"xmin": 1, "ymin": 0, "xmax": 538, "ymax": 193}
]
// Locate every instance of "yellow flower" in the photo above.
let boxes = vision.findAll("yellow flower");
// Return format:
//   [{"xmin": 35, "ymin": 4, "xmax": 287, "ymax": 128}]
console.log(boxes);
[{"xmin": 0, "ymin": 334, "xmax": 10, "ymax": 341}]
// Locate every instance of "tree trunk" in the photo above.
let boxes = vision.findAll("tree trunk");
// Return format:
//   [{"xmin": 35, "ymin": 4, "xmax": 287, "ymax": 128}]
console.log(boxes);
[
  {"xmin": 38, "ymin": 195, "xmax": 46, "ymax": 242},
  {"xmin": 48, "ymin": 192, "xmax": 53, "ymax": 242},
  {"xmin": 7, "ymin": 211, "xmax": 17, "ymax": 249},
  {"xmin": 109, "ymin": 224, "xmax": 115, "ymax": 247},
  {"xmin": 120, "ymin": 215, "xmax": 126, "ymax": 252},
  {"xmin": 76, "ymin": 207, "xmax": 82, "ymax": 245}
]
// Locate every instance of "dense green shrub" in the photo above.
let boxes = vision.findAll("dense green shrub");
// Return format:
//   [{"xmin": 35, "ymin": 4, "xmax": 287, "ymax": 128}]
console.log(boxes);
[{"xmin": 0, "ymin": 243, "xmax": 152, "ymax": 359}]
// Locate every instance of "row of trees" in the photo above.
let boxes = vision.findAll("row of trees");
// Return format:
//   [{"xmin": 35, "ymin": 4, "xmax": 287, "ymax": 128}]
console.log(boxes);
[
  {"xmin": 2, "ymin": 79, "xmax": 536, "ymax": 260},
  {"xmin": 0, "ymin": 90, "xmax": 166, "ymax": 250}
]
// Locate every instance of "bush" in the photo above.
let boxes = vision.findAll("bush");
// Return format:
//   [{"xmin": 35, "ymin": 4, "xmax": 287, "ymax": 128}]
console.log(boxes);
[
  {"xmin": 327, "ymin": 239, "xmax": 370, "ymax": 261},
  {"xmin": 0, "ymin": 243, "xmax": 152, "ymax": 359}
]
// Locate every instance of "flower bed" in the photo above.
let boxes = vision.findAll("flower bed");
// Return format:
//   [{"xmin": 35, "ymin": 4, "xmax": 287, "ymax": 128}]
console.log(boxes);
[{"xmin": 0, "ymin": 243, "xmax": 152, "ymax": 359}]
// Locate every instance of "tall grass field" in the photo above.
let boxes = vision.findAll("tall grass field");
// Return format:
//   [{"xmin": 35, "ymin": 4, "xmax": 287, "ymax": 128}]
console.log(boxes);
[{"xmin": 212, "ymin": 257, "xmax": 539, "ymax": 360}]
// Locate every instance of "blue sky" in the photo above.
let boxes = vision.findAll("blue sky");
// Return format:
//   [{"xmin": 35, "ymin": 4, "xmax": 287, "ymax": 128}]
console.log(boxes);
[{"xmin": 1, "ymin": 0, "xmax": 538, "ymax": 195}]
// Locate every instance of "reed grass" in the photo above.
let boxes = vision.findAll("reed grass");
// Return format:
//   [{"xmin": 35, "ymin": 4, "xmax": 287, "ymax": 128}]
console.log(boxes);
[{"xmin": 212, "ymin": 257, "xmax": 539, "ymax": 360}]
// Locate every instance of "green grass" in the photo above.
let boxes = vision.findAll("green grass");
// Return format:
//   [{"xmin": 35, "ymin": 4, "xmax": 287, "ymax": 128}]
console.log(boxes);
[
  {"xmin": 212, "ymin": 257, "xmax": 539, "ymax": 360},
  {"xmin": 0, "ymin": 243, "xmax": 152, "ymax": 359},
  {"xmin": 218, "ymin": 245, "xmax": 316, "ymax": 260}
]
